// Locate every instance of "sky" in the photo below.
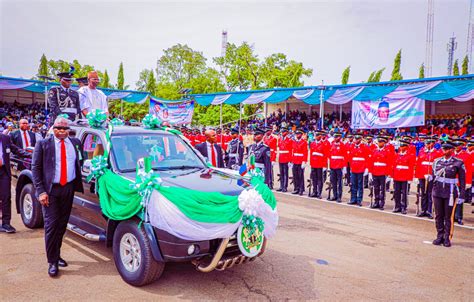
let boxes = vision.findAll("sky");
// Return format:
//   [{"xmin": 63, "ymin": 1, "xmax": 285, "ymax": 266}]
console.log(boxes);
[{"xmin": 0, "ymin": 0, "xmax": 472, "ymax": 91}]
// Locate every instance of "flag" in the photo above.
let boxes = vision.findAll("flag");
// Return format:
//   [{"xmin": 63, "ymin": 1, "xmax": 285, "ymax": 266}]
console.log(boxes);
[{"xmin": 239, "ymin": 162, "xmax": 248, "ymax": 176}]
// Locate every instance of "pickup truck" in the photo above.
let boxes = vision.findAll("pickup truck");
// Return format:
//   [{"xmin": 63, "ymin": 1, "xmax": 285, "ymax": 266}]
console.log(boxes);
[{"xmin": 11, "ymin": 124, "xmax": 266, "ymax": 286}]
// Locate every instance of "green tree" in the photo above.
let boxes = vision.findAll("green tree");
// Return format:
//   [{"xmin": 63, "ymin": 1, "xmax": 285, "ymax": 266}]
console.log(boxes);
[
  {"xmin": 136, "ymin": 69, "xmax": 154, "ymax": 91},
  {"xmin": 341, "ymin": 66, "xmax": 350, "ymax": 85},
  {"xmin": 367, "ymin": 71, "xmax": 376, "ymax": 82},
  {"xmin": 453, "ymin": 59, "xmax": 460, "ymax": 76},
  {"xmin": 109, "ymin": 100, "xmax": 149, "ymax": 121},
  {"xmin": 38, "ymin": 54, "xmax": 49, "ymax": 78},
  {"xmin": 194, "ymin": 104, "xmax": 240, "ymax": 126},
  {"xmin": 146, "ymin": 70, "xmax": 157, "ymax": 95},
  {"xmin": 390, "ymin": 49, "xmax": 403, "ymax": 81},
  {"xmin": 373, "ymin": 68, "xmax": 385, "ymax": 82},
  {"xmin": 461, "ymin": 55, "xmax": 469, "ymax": 75},
  {"xmin": 102, "ymin": 70, "xmax": 111, "ymax": 88},
  {"xmin": 259, "ymin": 53, "xmax": 312, "ymax": 88},
  {"xmin": 419, "ymin": 63, "xmax": 425, "ymax": 79},
  {"xmin": 117, "ymin": 62, "xmax": 125, "ymax": 90}
]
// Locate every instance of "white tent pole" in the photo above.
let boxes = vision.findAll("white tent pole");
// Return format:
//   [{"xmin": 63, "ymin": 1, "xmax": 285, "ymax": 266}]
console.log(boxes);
[
  {"xmin": 239, "ymin": 103, "xmax": 242, "ymax": 132},
  {"xmin": 339, "ymin": 104, "xmax": 342, "ymax": 121},
  {"xmin": 319, "ymin": 80, "xmax": 324, "ymax": 129},
  {"xmin": 264, "ymin": 102, "xmax": 268, "ymax": 127},
  {"xmin": 121, "ymin": 100, "xmax": 123, "ymax": 118},
  {"xmin": 44, "ymin": 83, "xmax": 48, "ymax": 112}
]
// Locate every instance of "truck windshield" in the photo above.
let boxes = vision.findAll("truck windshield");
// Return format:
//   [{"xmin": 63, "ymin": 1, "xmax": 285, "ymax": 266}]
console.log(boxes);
[{"xmin": 110, "ymin": 133, "xmax": 206, "ymax": 172}]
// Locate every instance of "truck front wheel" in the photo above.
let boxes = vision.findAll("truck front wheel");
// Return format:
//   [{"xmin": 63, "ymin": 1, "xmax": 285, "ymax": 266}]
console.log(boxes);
[
  {"xmin": 113, "ymin": 220, "xmax": 165, "ymax": 286},
  {"xmin": 19, "ymin": 183, "xmax": 43, "ymax": 229}
]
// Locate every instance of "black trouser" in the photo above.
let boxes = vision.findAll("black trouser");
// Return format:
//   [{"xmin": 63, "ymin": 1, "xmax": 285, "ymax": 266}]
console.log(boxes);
[
  {"xmin": 364, "ymin": 174, "xmax": 369, "ymax": 188},
  {"xmin": 373, "ymin": 175, "xmax": 386, "ymax": 207},
  {"xmin": 310, "ymin": 168, "xmax": 323, "ymax": 196},
  {"xmin": 345, "ymin": 164, "xmax": 351, "ymax": 186},
  {"xmin": 330, "ymin": 168, "xmax": 343, "ymax": 200},
  {"xmin": 433, "ymin": 196, "xmax": 456, "ymax": 241},
  {"xmin": 292, "ymin": 164, "xmax": 304, "ymax": 193},
  {"xmin": 455, "ymin": 202, "xmax": 463, "ymax": 221},
  {"xmin": 418, "ymin": 178, "xmax": 434, "ymax": 214},
  {"xmin": 42, "ymin": 182, "xmax": 74, "ymax": 264},
  {"xmin": 0, "ymin": 168, "xmax": 12, "ymax": 225},
  {"xmin": 394, "ymin": 181, "xmax": 408, "ymax": 210},
  {"xmin": 350, "ymin": 172, "xmax": 364, "ymax": 204},
  {"xmin": 279, "ymin": 163, "xmax": 289, "ymax": 190}
]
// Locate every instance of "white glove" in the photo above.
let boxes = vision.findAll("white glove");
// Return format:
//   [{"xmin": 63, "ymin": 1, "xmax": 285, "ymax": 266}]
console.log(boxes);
[
  {"xmin": 368, "ymin": 173, "xmax": 373, "ymax": 182},
  {"xmin": 289, "ymin": 162, "xmax": 294, "ymax": 169},
  {"xmin": 425, "ymin": 174, "xmax": 432, "ymax": 181},
  {"xmin": 323, "ymin": 168, "xmax": 327, "ymax": 173},
  {"xmin": 413, "ymin": 179, "xmax": 419, "ymax": 186},
  {"xmin": 363, "ymin": 168, "xmax": 369, "ymax": 176},
  {"xmin": 408, "ymin": 181, "xmax": 412, "ymax": 185},
  {"xmin": 301, "ymin": 162, "xmax": 306, "ymax": 169},
  {"xmin": 342, "ymin": 167, "xmax": 347, "ymax": 174},
  {"xmin": 386, "ymin": 176, "xmax": 391, "ymax": 183},
  {"xmin": 457, "ymin": 198, "xmax": 464, "ymax": 205}
]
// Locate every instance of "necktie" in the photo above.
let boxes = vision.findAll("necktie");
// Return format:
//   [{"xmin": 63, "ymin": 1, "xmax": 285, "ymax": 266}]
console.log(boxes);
[
  {"xmin": 23, "ymin": 131, "xmax": 29, "ymax": 148},
  {"xmin": 211, "ymin": 144, "xmax": 217, "ymax": 167},
  {"xmin": 60, "ymin": 139, "xmax": 67, "ymax": 186}
]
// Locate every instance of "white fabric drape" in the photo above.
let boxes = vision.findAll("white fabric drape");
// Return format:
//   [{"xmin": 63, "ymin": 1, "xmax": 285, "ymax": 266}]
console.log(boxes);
[
  {"xmin": 242, "ymin": 91, "xmax": 274, "ymax": 104},
  {"xmin": 453, "ymin": 89, "xmax": 474, "ymax": 102},
  {"xmin": 292, "ymin": 89, "xmax": 315, "ymax": 100},
  {"xmin": 326, "ymin": 86, "xmax": 364, "ymax": 105},
  {"xmin": 106, "ymin": 92, "xmax": 131, "ymax": 100},
  {"xmin": 383, "ymin": 81, "xmax": 442, "ymax": 100},
  {"xmin": 210, "ymin": 94, "xmax": 232, "ymax": 105}
]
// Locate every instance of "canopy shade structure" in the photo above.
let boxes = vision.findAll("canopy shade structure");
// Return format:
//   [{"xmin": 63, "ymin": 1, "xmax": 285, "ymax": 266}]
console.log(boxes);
[
  {"xmin": 0, "ymin": 76, "xmax": 149, "ymax": 104},
  {"xmin": 187, "ymin": 74, "xmax": 474, "ymax": 106}
]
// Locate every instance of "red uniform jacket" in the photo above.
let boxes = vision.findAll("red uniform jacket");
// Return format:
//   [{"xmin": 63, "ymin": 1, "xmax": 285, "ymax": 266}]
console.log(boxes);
[
  {"xmin": 278, "ymin": 135, "xmax": 293, "ymax": 163},
  {"xmin": 348, "ymin": 143, "xmax": 370, "ymax": 173},
  {"xmin": 309, "ymin": 139, "xmax": 329, "ymax": 168},
  {"xmin": 369, "ymin": 146, "xmax": 394, "ymax": 176},
  {"xmin": 292, "ymin": 139, "xmax": 308, "ymax": 165},
  {"xmin": 465, "ymin": 150, "xmax": 474, "ymax": 186},
  {"xmin": 393, "ymin": 151, "xmax": 415, "ymax": 181},
  {"xmin": 329, "ymin": 141, "xmax": 347, "ymax": 169},
  {"xmin": 455, "ymin": 150, "xmax": 471, "ymax": 186},
  {"xmin": 263, "ymin": 134, "xmax": 278, "ymax": 162},
  {"xmin": 414, "ymin": 147, "xmax": 443, "ymax": 179}
]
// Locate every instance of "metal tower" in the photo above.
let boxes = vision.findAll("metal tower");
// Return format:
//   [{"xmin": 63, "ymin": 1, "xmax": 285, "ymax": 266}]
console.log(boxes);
[
  {"xmin": 447, "ymin": 34, "xmax": 457, "ymax": 75},
  {"xmin": 467, "ymin": 0, "xmax": 473, "ymax": 72},
  {"xmin": 425, "ymin": 0, "xmax": 434, "ymax": 77},
  {"xmin": 221, "ymin": 30, "xmax": 228, "ymax": 57}
]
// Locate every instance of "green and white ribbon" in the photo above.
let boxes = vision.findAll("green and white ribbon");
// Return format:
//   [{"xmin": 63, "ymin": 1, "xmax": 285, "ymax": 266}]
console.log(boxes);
[
  {"xmin": 86, "ymin": 109, "xmax": 107, "ymax": 129},
  {"xmin": 110, "ymin": 118, "xmax": 124, "ymax": 126},
  {"xmin": 142, "ymin": 114, "xmax": 162, "ymax": 129},
  {"xmin": 86, "ymin": 155, "xmax": 108, "ymax": 183}
]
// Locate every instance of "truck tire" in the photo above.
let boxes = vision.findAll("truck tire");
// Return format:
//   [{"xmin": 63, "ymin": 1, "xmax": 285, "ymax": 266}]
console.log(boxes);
[
  {"xmin": 19, "ymin": 183, "xmax": 43, "ymax": 229},
  {"xmin": 113, "ymin": 220, "xmax": 165, "ymax": 286}
]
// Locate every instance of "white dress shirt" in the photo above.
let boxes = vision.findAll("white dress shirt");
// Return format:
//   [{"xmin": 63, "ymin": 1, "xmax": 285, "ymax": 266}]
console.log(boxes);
[
  {"xmin": 78, "ymin": 86, "xmax": 109, "ymax": 113},
  {"xmin": 53, "ymin": 137, "xmax": 77, "ymax": 184},
  {"xmin": 20, "ymin": 130, "xmax": 30, "ymax": 148}
]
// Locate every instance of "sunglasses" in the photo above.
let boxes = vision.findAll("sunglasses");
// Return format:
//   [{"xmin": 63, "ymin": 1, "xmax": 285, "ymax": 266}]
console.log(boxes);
[{"xmin": 54, "ymin": 126, "xmax": 70, "ymax": 131}]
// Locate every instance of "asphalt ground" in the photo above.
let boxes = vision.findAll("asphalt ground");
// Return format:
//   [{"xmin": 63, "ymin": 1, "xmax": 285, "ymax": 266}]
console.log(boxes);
[{"xmin": 1, "ymin": 184, "xmax": 473, "ymax": 301}]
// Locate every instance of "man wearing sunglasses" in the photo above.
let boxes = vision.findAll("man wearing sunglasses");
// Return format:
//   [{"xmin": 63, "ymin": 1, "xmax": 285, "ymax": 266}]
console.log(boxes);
[
  {"xmin": 47, "ymin": 71, "xmax": 81, "ymax": 122},
  {"xmin": 32, "ymin": 116, "xmax": 84, "ymax": 277}
]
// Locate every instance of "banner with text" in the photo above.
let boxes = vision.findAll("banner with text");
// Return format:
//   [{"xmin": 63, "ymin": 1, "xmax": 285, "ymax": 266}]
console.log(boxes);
[
  {"xmin": 351, "ymin": 97, "xmax": 425, "ymax": 129},
  {"xmin": 149, "ymin": 98, "xmax": 194, "ymax": 125}
]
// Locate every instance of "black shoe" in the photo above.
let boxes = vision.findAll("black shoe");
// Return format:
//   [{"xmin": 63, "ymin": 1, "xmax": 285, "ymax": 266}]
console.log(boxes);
[
  {"xmin": 292, "ymin": 191, "xmax": 299, "ymax": 195},
  {"xmin": 347, "ymin": 201, "xmax": 357, "ymax": 205},
  {"xmin": 371, "ymin": 203, "xmax": 380, "ymax": 209},
  {"xmin": 309, "ymin": 193, "xmax": 317, "ymax": 198},
  {"xmin": 336, "ymin": 199, "xmax": 342, "ymax": 203},
  {"xmin": 58, "ymin": 257, "xmax": 68, "ymax": 268},
  {"xmin": 1, "ymin": 224, "xmax": 16, "ymax": 233},
  {"xmin": 379, "ymin": 207, "xmax": 384, "ymax": 211},
  {"xmin": 316, "ymin": 195, "xmax": 322, "ymax": 199},
  {"xmin": 401, "ymin": 209, "xmax": 407, "ymax": 215},
  {"xmin": 298, "ymin": 191, "xmax": 303, "ymax": 196},
  {"xmin": 48, "ymin": 263, "xmax": 59, "ymax": 277},
  {"xmin": 392, "ymin": 208, "xmax": 401, "ymax": 213},
  {"xmin": 456, "ymin": 219, "xmax": 464, "ymax": 225},
  {"xmin": 276, "ymin": 188, "xmax": 283, "ymax": 192},
  {"xmin": 358, "ymin": 203, "xmax": 362, "ymax": 207},
  {"xmin": 443, "ymin": 239, "xmax": 451, "ymax": 247},
  {"xmin": 432, "ymin": 238, "xmax": 444, "ymax": 246},
  {"xmin": 282, "ymin": 189, "xmax": 287, "ymax": 192},
  {"xmin": 329, "ymin": 197, "xmax": 337, "ymax": 201},
  {"xmin": 416, "ymin": 212, "xmax": 426, "ymax": 217},
  {"xmin": 426, "ymin": 213, "xmax": 433, "ymax": 219}
]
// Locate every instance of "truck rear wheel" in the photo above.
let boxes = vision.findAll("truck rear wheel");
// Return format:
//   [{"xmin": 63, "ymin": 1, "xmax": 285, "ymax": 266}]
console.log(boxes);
[
  {"xmin": 19, "ymin": 183, "xmax": 43, "ymax": 229},
  {"xmin": 113, "ymin": 220, "xmax": 165, "ymax": 286}
]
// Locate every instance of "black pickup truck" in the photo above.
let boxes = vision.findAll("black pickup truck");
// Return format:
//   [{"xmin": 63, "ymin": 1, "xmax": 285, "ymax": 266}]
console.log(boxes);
[{"xmin": 11, "ymin": 124, "xmax": 265, "ymax": 286}]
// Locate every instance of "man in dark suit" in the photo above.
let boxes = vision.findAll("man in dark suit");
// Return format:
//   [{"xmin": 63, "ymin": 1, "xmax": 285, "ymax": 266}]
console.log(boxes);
[
  {"xmin": 10, "ymin": 119, "xmax": 37, "ymax": 150},
  {"xmin": 0, "ymin": 134, "xmax": 31, "ymax": 233},
  {"xmin": 195, "ymin": 129, "xmax": 224, "ymax": 168},
  {"xmin": 32, "ymin": 116, "xmax": 84, "ymax": 277}
]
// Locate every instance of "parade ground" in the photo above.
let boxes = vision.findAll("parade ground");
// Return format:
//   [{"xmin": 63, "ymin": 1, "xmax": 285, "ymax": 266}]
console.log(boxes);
[{"xmin": 1, "ymin": 188, "xmax": 473, "ymax": 301}]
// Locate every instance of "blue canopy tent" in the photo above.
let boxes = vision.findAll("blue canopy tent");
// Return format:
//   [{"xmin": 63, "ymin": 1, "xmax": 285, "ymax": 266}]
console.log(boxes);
[{"xmin": 183, "ymin": 74, "xmax": 474, "ymax": 129}]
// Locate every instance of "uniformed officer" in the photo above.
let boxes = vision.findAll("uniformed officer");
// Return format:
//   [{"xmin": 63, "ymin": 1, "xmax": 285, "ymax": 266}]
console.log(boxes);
[
  {"xmin": 263, "ymin": 127, "xmax": 278, "ymax": 186},
  {"xmin": 344, "ymin": 133, "xmax": 354, "ymax": 186},
  {"xmin": 347, "ymin": 134, "xmax": 369, "ymax": 206},
  {"xmin": 392, "ymin": 139, "xmax": 415, "ymax": 214},
  {"xmin": 309, "ymin": 130, "xmax": 329, "ymax": 198},
  {"xmin": 432, "ymin": 141, "xmax": 466, "ymax": 247},
  {"xmin": 226, "ymin": 128, "xmax": 244, "ymax": 169},
  {"xmin": 329, "ymin": 132, "xmax": 347, "ymax": 202},
  {"xmin": 465, "ymin": 140, "xmax": 474, "ymax": 213},
  {"xmin": 364, "ymin": 135, "xmax": 376, "ymax": 188},
  {"xmin": 248, "ymin": 128, "xmax": 272, "ymax": 187},
  {"xmin": 291, "ymin": 129, "xmax": 308, "ymax": 195},
  {"xmin": 48, "ymin": 71, "xmax": 81, "ymax": 122},
  {"xmin": 453, "ymin": 138, "xmax": 468, "ymax": 225},
  {"xmin": 277, "ymin": 127, "xmax": 292, "ymax": 192},
  {"xmin": 369, "ymin": 136, "xmax": 393, "ymax": 210},
  {"xmin": 415, "ymin": 136, "xmax": 442, "ymax": 218},
  {"xmin": 76, "ymin": 77, "xmax": 88, "ymax": 88}
]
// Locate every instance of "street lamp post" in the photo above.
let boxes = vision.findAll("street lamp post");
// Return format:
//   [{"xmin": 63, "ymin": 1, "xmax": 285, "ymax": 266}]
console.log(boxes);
[{"xmin": 37, "ymin": 75, "xmax": 54, "ymax": 113}]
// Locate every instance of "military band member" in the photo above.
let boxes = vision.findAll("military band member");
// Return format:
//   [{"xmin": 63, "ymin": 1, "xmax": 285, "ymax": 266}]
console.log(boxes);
[
  {"xmin": 347, "ymin": 134, "xmax": 370, "ymax": 206},
  {"xmin": 226, "ymin": 128, "xmax": 244, "ymax": 169},
  {"xmin": 364, "ymin": 135, "xmax": 376, "ymax": 188},
  {"xmin": 392, "ymin": 139, "xmax": 415, "ymax": 214},
  {"xmin": 329, "ymin": 132, "xmax": 347, "ymax": 202},
  {"xmin": 369, "ymin": 136, "xmax": 393, "ymax": 210},
  {"xmin": 48, "ymin": 71, "xmax": 81, "ymax": 122},
  {"xmin": 309, "ymin": 130, "xmax": 329, "ymax": 198},
  {"xmin": 432, "ymin": 141, "xmax": 466, "ymax": 247},
  {"xmin": 344, "ymin": 133, "xmax": 354, "ymax": 186},
  {"xmin": 277, "ymin": 127, "xmax": 292, "ymax": 192},
  {"xmin": 248, "ymin": 128, "xmax": 272, "ymax": 187},
  {"xmin": 465, "ymin": 140, "xmax": 474, "ymax": 213},
  {"xmin": 414, "ymin": 136, "xmax": 442, "ymax": 218},
  {"xmin": 291, "ymin": 129, "xmax": 308, "ymax": 195}
]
